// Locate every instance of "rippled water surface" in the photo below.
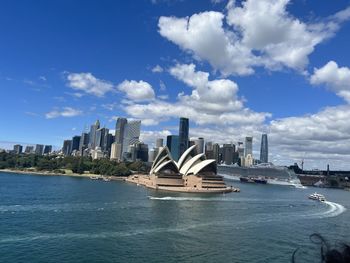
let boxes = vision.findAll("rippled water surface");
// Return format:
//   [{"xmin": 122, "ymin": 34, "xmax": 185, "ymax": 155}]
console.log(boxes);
[{"xmin": 0, "ymin": 172, "xmax": 349, "ymax": 262}]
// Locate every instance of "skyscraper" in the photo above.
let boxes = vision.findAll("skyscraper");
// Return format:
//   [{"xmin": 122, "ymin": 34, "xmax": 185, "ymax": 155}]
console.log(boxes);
[
  {"xmin": 178, "ymin": 117, "xmax": 189, "ymax": 157},
  {"xmin": 260, "ymin": 134, "xmax": 268, "ymax": 163},
  {"xmin": 193, "ymin": 137, "xmax": 204, "ymax": 154},
  {"xmin": 24, "ymin": 146, "xmax": 34, "ymax": 154},
  {"xmin": 79, "ymin": 132, "xmax": 89, "ymax": 155},
  {"xmin": 114, "ymin": 117, "xmax": 127, "ymax": 159},
  {"xmin": 166, "ymin": 135, "xmax": 179, "ymax": 161},
  {"xmin": 35, "ymin": 144, "xmax": 44, "ymax": 155},
  {"xmin": 71, "ymin": 136, "xmax": 81, "ymax": 152},
  {"xmin": 13, "ymin": 144, "xmax": 23, "ymax": 154},
  {"xmin": 245, "ymin": 137, "xmax": 253, "ymax": 157},
  {"xmin": 43, "ymin": 145, "xmax": 52, "ymax": 154},
  {"xmin": 62, "ymin": 140, "xmax": 72, "ymax": 156},
  {"xmin": 222, "ymin": 144, "xmax": 234, "ymax": 165},
  {"xmin": 122, "ymin": 120, "xmax": 141, "ymax": 154},
  {"xmin": 89, "ymin": 120, "xmax": 100, "ymax": 149},
  {"xmin": 156, "ymin": 138, "xmax": 163, "ymax": 148},
  {"xmin": 213, "ymin": 143, "xmax": 220, "ymax": 163}
]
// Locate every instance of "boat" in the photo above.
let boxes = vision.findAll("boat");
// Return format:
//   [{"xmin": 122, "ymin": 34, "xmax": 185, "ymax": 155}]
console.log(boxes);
[
  {"xmin": 218, "ymin": 163, "xmax": 300, "ymax": 186},
  {"xmin": 308, "ymin": 192, "xmax": 326, "ymax": 202},
  {"xmin": 90, "ymin": 175, "xmax": 99, "ymax": 180},
  {"xmin": 240, "ymin": 176, "xmax": 267, "ymax": 184},
  {"xmin": 103, "ymin": 177, "xmax": 111, "ymax": 182},
  {"xmin": 253, "ymin": 177, "xmax": 267, "ymax": 184},
  {"xmin": 240, "ymin": 177, "xmax": 255, "ymax": 183}
]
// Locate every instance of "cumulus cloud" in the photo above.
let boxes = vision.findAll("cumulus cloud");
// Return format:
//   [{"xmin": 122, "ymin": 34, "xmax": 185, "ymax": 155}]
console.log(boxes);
[
  {"xmin": 117, "ymin": 80, "xmax": 155, "ymax": 101},
  {"xmin": 66, "ymin": 72, "xmax": 114, "ymax": 97},
  {"xmin": 122, "ymin": 63, "xmax": 270, "ymax": 126},
  {"xmin": 158, "ymin": 0, "xmax": 350, "ymax": 76},
  {"xmin": 45, "ymin": 107, "xmax": 83, "ymax": 119},
  {"xmin": 310, "ymin": 61, "xmax": 350, "ymax": 102},
  {"xmin": 151, "ymin": 65, "xmax": 164, "ymax": 73}
]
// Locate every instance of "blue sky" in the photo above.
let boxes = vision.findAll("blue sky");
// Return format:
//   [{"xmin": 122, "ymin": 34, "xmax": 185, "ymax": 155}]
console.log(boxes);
[{"xmin": 1, "ymin": 0, "xmax": 350, "ymax": 169}]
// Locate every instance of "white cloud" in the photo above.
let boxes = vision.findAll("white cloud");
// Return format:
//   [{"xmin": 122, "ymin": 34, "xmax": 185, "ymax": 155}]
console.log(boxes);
[
  {"xmin": 122, "ymin": 63, "xmax": 270, "ymax": 126},
  {"xmin": 151, "ymin": 65, "xmax": 164, "ymax": 73},
  {"xmin": 310, "ymin": 61, "xmax": 350, "ymax": 102},
  {"xmin": 117, "ymin": 80, "xmax": 155, "ymax": 101},
  {"xmin": 158, "ymin": 1, "xmax": 350, "ymax": 76},
  {"xmin": 140, "ymin": 130, "xmax": 172, "ymax": 147},
  {"xmin": 66, "ymin": 72, "xmax": 114, "ymax": 97},
  {"xmin": 45, "ymin": 107, "xmax": 83, "ymax": 119}
]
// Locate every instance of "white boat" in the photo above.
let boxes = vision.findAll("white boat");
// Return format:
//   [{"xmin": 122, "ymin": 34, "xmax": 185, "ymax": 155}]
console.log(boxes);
[
  {"xmin": 308, "ymin": 192, "xmax": 326, "ymax": 202},
  {"xmin": 103, "ymin": 177, "xmax": 111, "ymax": 182},
  {"xmin": 90, "ymin": 175, "xmax": 99, "ymax": 180}
]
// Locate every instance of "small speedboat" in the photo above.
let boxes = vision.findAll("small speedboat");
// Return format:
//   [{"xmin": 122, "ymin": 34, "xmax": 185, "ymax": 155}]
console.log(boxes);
[
  {"xmin": 103, "ymin": 177, "xmax": 111, "ymax": 182},
  {"xmin": 240, "ymin": 177, "xmax": 255, "ymax": 183},
  {"xmin": 308, "ymin": 192, "xmax": 326, "ymax": 202},
  {"xmin": 90, "ymin": 175, "xmax": 99, "ymax": 180}
]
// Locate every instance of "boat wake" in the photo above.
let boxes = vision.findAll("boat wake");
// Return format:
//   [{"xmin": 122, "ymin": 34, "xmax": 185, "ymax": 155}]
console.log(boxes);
[{"xmin": 306, "ymin": 201, "xmax": 346, "ymax": 219}]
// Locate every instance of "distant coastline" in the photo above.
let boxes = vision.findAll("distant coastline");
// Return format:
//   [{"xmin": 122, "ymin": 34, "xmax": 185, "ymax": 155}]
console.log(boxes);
[{"xmin": 0, "ymin": 168, "xmax": 126, "ymax": 181}]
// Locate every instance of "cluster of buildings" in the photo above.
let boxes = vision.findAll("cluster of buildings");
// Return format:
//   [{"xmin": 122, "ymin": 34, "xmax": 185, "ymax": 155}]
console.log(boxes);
[
  {"xmin": 10, "ymin": 144, "xmax": 53, "ymax": 156},
  {"xmin": 8, "ymin": 116, "xmax": 269, "ymax": 168}
]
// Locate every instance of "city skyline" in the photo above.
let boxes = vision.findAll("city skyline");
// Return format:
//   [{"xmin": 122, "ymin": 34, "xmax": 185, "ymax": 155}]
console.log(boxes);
[{"xmin": 1, "ymin": 1, "xmax": 350, "ymax": 169}]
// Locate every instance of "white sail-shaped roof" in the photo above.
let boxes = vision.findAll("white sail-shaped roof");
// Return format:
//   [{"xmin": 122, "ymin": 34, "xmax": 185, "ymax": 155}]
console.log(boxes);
[
  {"xmin": 176, "ymin": 145, "xmax": 197, "ymax": 169},
  {"xmin": 186, "ymin": 159, "xmax": 216, "ymax": 176},
  {"xmin": 153, "ymin": 159, "xmax": 179, "ymax": 174},
  {"xmin": 179, "ymin": 153, "xmax": 205, "ymax": 176}
]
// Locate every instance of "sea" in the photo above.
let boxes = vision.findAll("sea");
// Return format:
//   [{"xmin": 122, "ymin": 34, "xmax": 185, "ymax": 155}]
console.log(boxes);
[{"xmin": 0, "ymin": 172, "xmax": 349, "ymax": 263}]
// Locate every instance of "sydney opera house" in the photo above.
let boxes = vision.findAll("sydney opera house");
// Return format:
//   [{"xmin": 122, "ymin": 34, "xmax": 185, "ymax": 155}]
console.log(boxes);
[{"xmin": 127, "ymin": 145, "xmax": 237, "ymax": 193}]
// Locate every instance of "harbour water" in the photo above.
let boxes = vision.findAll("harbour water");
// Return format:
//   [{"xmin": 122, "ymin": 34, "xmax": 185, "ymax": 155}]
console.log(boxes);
[{"xmin": 0, "ymin": 172, "xmax": 349, "ymax": 262}]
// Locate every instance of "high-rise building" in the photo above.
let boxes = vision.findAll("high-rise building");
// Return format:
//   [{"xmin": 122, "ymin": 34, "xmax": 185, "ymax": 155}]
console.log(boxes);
[
  {"xmin": 62, "ymin": 140, "xmax": 72, "ymax": 156},
  {"xmin": 245, "ymin": 137, "xmax": 253, "ymax": 157},
  {"xmin": 35, "ymin": 144, "xmax": 44, "ymax": 155},
  {"xmin": 148, "ymin": 149, "xmax": 155, "ymax": 162},
  {"xmin": 13, "ymin": 144, "xmax": 23, "ymax": 154},
  {"xmin": 122, "ymin": 120, "xmax": 141, "ymax": 154},
  {"xmin": 115, "ymin": 117, "xmax": 127, "ymax": 159},
  {"xmin": 213, "ymin": 143, "xmax": 220, "ymax": 163},
  {"xmin": 89, "ymin": 120, "xmax": 100, "ymax": 149},
  {"xmin": 24, "ymin": 146, "xmax": 34, "ymax": 154},
  {"xmin": 104, "ymin": 133, "xmax": 114, "ymax": 155},
  {"xmin": 156, "ymin": 138, "xmax": 163, "ymax": 148},
  {"xmin": 166, "ymin": 135, "xmax": 180, "ymax": 161},
  {"xmin": 71, "ymin": 136, "xmax": 81, "ymax": 152},
  {"xmin": 79, "ymin": 132, "xmax": 89, "ymax": 155},
  {"xmin": 260, "ymin": 134, "xmax": 268, "ymax": 163},
  {"xmin": 205, "ymin": 141, "xmax": 214, "ymax": 159},
  {"xmin": 193, "ymin": 137, "xmax": 204, "ymax": 154},
  {"xmin": 135, "ymin": 143, "xmax": 149, "ymax": 162},
  {"xmin": 110, "ymin": 142, "xmax": 122, "ymax": 160},
  {"xmin": 95, "ymin": 128, "xmax": 108, "ymax": 150},
  {"xmin": 222, "ymin": 144, "xmax": 234, "ymax": 165},
  {"xmin": 178, "ymin": 117, "xmax": 189, "ymax": 157},
  {"xmin": 43, "ymin": 145, "xmax": 52, "ymax": 154}
]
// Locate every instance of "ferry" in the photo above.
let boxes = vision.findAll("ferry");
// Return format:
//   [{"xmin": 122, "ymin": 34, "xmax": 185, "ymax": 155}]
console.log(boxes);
[
  {"xmin": 240, "ymin": 177, "xmax": 267, "ymax": 184},
  {"xmin": 308, "ymin": 192, "xmax": 326, "ymax": 202}
]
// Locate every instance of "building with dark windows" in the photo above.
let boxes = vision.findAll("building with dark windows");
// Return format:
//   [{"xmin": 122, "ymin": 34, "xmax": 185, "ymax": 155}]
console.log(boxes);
[
  {"xmin": 166, "ymin": 135, "xmax": 180, "ymax": 161},
  {"xmin": 71, "ymin": 136, "xmax": 81, "ymax": 152},
  {"xmin": 13, "ymin": 144, "xmax": 23, "ymax": 154},
  {"xmin": 43, "ymin": 145, "xmax": 52, "ymax": 154},
  {"xmin": 24, "ymin": 146, "xmax": 34, "ymax": 154},
  {"xmin": 212, "ymin": 143, "xmax": 220, "ymax": 164},
  {"xmin": 245, "ymin": 137, "xmax": 253, "ymax": 157},
  {"xmin": 114, "ymin": 117, "xmax": 127, "ymax": 160},
  {"xmin": 260, "ymin": 133, "xmax": 268, "ymax": 163},
  {"xmin": 222, "ymin": 144, "xmax": 235, "ymax": 165},
  {"xmin": 178, "ymin": 117, "xmax": 189, "ymax": 157},
  {"xmin": 89, "ymin": 120, "xmax": 100, "ymax": 150},
  {"xmin": 62, "ymin": 140, "xmax": 72, "ymax": 156},
  {"xmin": 35, "ymin": 144, "xmax": 44, "ymax": 155},
  {"xmin": 79, "ymin": 132, "xmax": 89, "ymax": 155}
]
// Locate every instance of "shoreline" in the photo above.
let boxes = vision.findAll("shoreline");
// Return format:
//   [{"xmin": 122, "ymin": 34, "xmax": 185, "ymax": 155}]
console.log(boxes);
[{"xmin": 0, "ymin": 169, "xmax": 127, "ymax": 181}]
